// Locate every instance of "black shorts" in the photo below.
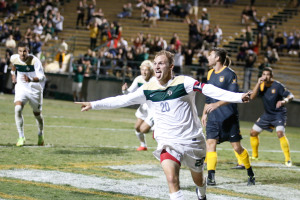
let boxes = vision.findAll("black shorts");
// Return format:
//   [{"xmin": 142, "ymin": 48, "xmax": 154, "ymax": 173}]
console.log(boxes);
[
  {"xmin": 255, "ymin": 113, "xmax": 286, "ymax": 132},
  {"xmin": 206, "ymin": 115, "xmax": 242, "ymax": 144}
]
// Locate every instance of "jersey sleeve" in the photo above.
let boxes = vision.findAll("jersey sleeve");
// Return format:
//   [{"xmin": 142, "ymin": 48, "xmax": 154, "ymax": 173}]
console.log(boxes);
[
  {"xmin": 227, "ymin": 73, "xmax": 239, "ymax": 92},
  {"xmin": 126, "ymin": 76, "xmax": 140, "ymax": 93},
  {"xmin": 91, "ymin": 86, "xmax": 147, "ymax": 110},
  {"xmin": 279, "ymin": 83, "xmax": 294, "ymax": 98},
  {"xmin": 202, "ymin": 83, "xmax": 243, "ymax": 103},
  {"xmin": 34, "ymin": 57, "xmax": 46, "ymax": 82}
]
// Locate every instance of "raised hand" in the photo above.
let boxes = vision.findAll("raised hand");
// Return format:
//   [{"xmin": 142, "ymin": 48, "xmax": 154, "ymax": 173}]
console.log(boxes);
[{"xmin": 75, "ymin": 102, "xmax": 92, "ymax": 112}]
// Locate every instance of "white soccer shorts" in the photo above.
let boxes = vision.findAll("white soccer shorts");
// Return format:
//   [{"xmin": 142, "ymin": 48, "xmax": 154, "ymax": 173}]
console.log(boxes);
[{"xmin": 14, "ymin": 85, "xmax": 43, "ymax": 112}]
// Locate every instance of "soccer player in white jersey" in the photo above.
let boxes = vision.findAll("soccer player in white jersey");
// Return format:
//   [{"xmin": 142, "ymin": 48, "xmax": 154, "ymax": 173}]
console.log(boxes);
[
  {"xmin": 122, "ymin": 60, "xmax": 156, "ymax": 151},
  {"xmin": 76, "ymin": 50, "xmax": 251, "ymax": 200},
  {"xmin": 10, "ymin": 42, "xmax": 46, "ymax": 147}
]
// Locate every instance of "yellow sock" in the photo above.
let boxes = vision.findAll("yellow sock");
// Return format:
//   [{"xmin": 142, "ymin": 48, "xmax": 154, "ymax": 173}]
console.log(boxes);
[
  {"xmin": 234, "ymin": 150, "xmax": 243, "ymax": 165},
  {"xmin": 279, "ymin": 136, "xmax": 291, "ymax": 162},
  {"xmin": 250, "ymin": 136, "xmax": 259, "ymax": 158},
  {"xmin": 207, "ymin": 152, "xmax": 217, "ymax": 171},
  {"xmin": 239, "ymin": 149, "xmax": 251, "ymax": 169}
]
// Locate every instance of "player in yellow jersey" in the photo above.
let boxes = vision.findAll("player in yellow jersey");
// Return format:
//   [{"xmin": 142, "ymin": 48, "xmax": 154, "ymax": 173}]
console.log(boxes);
[{"xmin": 10, "ymin": 42, "xmax": 46, "ymax": 146}]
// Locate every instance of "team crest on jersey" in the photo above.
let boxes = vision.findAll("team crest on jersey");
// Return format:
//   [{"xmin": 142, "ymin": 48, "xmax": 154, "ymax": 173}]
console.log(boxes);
[
  {"xmin": 219, "ymin": 76, "xmax": 224, "ymax": 82},
  {"xmin": 26, "ymin": 66, "xmax": 30, "ymax": 71},
  {"xmin": 272, "ymin": 89, "xmax": 276, "ymax": 94},
  {"xmin": 232, "ymin": 79, "xmax": 236, "ymax": 83},
  {"xmin": 167, "ymin": 90, "xmax": 173, "ymax": 96}
]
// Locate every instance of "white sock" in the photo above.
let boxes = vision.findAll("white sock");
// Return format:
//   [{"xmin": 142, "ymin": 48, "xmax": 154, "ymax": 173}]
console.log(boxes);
[
  {"xmin": 15, "ymin": 105, "xmax": 24, "ymax": 138},
  {"xmin": 196, "ymin": 178, "xmax": 207, "ymax": 199},
  {"xmin": 135, "ymin": 131, "xmax": 146, "ymax": 147},
  {"xmin": 35, "ymin": 114, "xmax": 44, "ymax": 136},
  {"xmin": 169, "ymin": 190, "xmax": 184, "ymax": 200}
]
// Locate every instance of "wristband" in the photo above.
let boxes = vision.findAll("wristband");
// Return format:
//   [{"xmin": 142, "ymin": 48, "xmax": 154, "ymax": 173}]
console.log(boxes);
[
  {"xmin": 10, "ymin": 70, "xmax": 15, "ymax": 75},
  {"xmin": 284, "ymin": 98, "xmax": 289, "ymax": 103}
]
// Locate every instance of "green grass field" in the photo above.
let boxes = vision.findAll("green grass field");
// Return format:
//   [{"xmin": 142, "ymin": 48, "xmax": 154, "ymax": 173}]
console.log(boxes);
[{"xmin": 0, "ymin": 94, "xmax": 299, "ymax": 200}]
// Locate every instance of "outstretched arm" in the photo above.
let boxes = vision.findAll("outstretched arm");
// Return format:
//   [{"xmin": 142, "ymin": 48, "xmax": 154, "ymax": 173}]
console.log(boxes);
[
  {"xmin": 201, "ymin": 83, "xmax": 251, "ymax": 103},
  {"xmin": 76, "ymin": 87, "xmax": 146, "ymax": 111}
]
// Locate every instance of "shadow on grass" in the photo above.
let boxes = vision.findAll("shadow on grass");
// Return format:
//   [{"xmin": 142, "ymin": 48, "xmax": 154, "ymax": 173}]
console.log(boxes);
[{"xmin": 54, "ymin": 147, "xmax": 127, "ymax": 155}]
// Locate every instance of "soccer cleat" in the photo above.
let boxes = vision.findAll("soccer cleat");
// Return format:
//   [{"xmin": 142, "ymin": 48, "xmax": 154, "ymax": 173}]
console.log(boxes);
[
  {"xmin": 285, "ymin": 160, "xmax": 292, "ymax": 167},
  {"xmin": 136, "ymin": 146, "xmax": 147, "ymax": 151},
  {"xmin": 231, "ymin": 164, "xmax": 246, "ymax": 170},
  {"xmin": 16, "ymin": 137, "xmax": 26, "ymax": 147},
  {"xmin": 207, "ymin": 174, "xmax": 216, "ymax": 186},
  {"xmin": 38, "ymin": 135, "xmax": 44, "ymax": 146},
  {"xmin": 250, "ymin": 156, "xmax": 259, "ymax": 161},
  {"xmin": 247, "ymin": 176, "xmax": 255, "ymax": 186},
  {"xmin": 196, "ymin": 188, "xmax": 206, "ymax": 200}
]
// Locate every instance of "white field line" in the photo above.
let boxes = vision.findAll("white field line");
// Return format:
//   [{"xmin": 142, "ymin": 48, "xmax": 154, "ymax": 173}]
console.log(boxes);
[
  {"xmin": 1, "ymin": 165, "xmax": 300, "ymax": 200},
  {"xmin": 0, "ymin": 166, "xmax": 248, "ymax": 200}
]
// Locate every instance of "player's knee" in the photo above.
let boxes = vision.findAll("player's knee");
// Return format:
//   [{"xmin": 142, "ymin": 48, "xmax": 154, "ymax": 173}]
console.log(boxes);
[
  {"xmin": 135, "ymin": 126, "xmax": 140, "ymax": 132},
  {"xmin": 277, "ymin": 131, "xmax": 285, "ymax": 138},
  {"xmin": 250, "ymin": 129, "xmax": 259, "ymax": 137},
  {"xmin": 33, "ymin": 112, "xmax": 41, "ymax": 116},
  {"xmin": 165, "ymin": 174, "xmax": 179, "ymax": 187},
  {"xmin": 15, "ymin": 105, "xmax": 22, "ymax": 115}
]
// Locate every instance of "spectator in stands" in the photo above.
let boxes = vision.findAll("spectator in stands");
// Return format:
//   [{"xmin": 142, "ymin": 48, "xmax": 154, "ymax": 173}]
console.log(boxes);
[
  {"xmin": 59, "ymin": 38, "xmax": 68, "ymax": 54},
  {"xmin": 243, "ymin": 49, "xmax": 257, "ymax": 91},
  {"xmin": 88, "ymin": 21, "xmax": 99, "ymax": 50},
  {"xmin": 157, "ymin": 36, "xmax": 168, "ymax": 50},
  {"xmin": 24, "ymin": 27, "xmax": 33, "ymax": 45},
  {"xmin": 31, "ymin": 35, "xmax": 42, "ymax": 59},
  {"xmin": 265, "ymin": 25, "xmax": 275, "ymax": 48},
  {"xmin": 33, "ymin": 21, "xmax": 44, "ymax": 36},
  {"xmin": 5, "ymin": 34, "xmax": 16, "ymax": 54},
  {"xmin": 43, "ymin": 21, "xmax": 55, "ymax": 43},
  {"xmin": 72, "ymin": 64, "xmax": 86, "ymax": 102},
  {"xmin": 187, "ymin": 18, "xmax": 201, "ymax": 49},
  {"xmin": 173, "ymin": 46, "xmax": 184, "ymax": 75},
  {"xmin": 8, "ymin": 0, "xmax": 19, "ymax": 15},
  {"xmin": 184, "ymin": 48, "xmax": 194, "ymax": 66},
  {"xmin": 13, "ymin": 26, "xmax": 22, "ymax": 41},
  {"xmin": 76, "ymin": 0, "xmax": 86, "ymax": 29},
  {"xmin": 253, "ymin": 11, "xmax": 270, "ymax": 50},
  {"xmin": 274, "ymin": 31, "xmax": 285, "ymax": 54},
  {"xmin": 92, "ymin": 8, "xmax": 104, "ymax": 25},
  {"xmin": 31, "ymin": 10, "xmax": 40, "ymax": 24},
  {"xmin": 245, "ymin": 25, "xmax": 254, "ymax": 46},
  {"xmin": 189, "ymin": 0, "xmax": 199, "ymax": 21},
  {"xmin": 214, "ymin": 25, "xmax": 223, "ymax": 46},
  {"xmin": 117, "ymin": 3, "xmax": 133, "ymax": 18},
  {"xmin": 257, "ymin": 57, "xmax": 270, "ymax": 78},
  {"xmin": 56, "ymin": 48, "xmax": 65, "ymax": 73},
  {"xmin": 86, "ymin": 0, "xmax": 96, "ymax": 25},
  {"xmin": 284, "ymin": 31, "xmax": 297, "ymax": 54},
  {"xmin": 241, "ymin": 6, "xmax": 253, "ymax": 25},
  {"xmin": 158, "ymin": 0, "xmax": 170, "ymax": 19},
  {"xmin": 179, "ymin": 0, "xmax": 191, "ymax": 19},
  {"xmin": 237, "ymin": 41, "xmax": 249, "ymax": 62},
  {"xmin": 148, "ymin": 3, "xmax": 160, "ymax": 27},
  {"xmin": 198, "ymin": 8, "xmax": 209, "ymax": 31},
  {"xmin": 202, "ymin": 30, "xmax": 217, "ymax": 51},
  {"xmin": 265, "ymin": 46, "xmax": 279, "ymax": 64},
  {"xmin": 52, "ymin": 11, "xmax": 64, "ymax": 40}
]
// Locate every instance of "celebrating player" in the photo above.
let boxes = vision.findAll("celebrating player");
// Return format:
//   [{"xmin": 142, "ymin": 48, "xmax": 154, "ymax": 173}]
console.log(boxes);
[
  {"xmin": 122, "ymin": 60, "xmax": 155, "ymax": 151},
  {"xmin": 76, "ymin": 50, "xmax": 251, "ymax": 200},
  {"xmin": 249, "ymin": 67, "xmax": 294, "ymax": 167},
  {"xmin": 201, "ymin": 48, "xmax": 255, "ymax": 186},
  {"xmin": 10, "ymin": 42, "xmax": 46, "ymax": 146}
]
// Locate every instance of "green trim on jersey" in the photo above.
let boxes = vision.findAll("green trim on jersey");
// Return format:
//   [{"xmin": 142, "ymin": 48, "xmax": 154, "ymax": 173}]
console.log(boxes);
[
  {"xmin": 138, "ymin": 83, "xmax": 143, "ymax": 87},
  {"xmin": 15, "ymin": 64, "xmax": 35, "ymax": 72},
  {"xmin": 144, "ymin": 83, "xmax": 187, "ymax": 102}
]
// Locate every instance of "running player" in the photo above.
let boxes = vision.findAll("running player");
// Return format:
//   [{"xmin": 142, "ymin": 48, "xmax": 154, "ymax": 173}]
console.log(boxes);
[
  {"xmin": 76, "ymin": 50, "xmax": 251, "ymax": 200},
  {"xmin": 122, "ymin": 60, "xmax": 155, "ymax": 151},
  {"xmin": 201, "ymin": 48, "xmax": 255, "ymax": 186},
  {"xmin": 249, "ymin": 67, "xmax": 294, "ymax": 167},
  {"xmin": 10, "ymin": 42, "xmax": 46, "ymax": 146}
]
